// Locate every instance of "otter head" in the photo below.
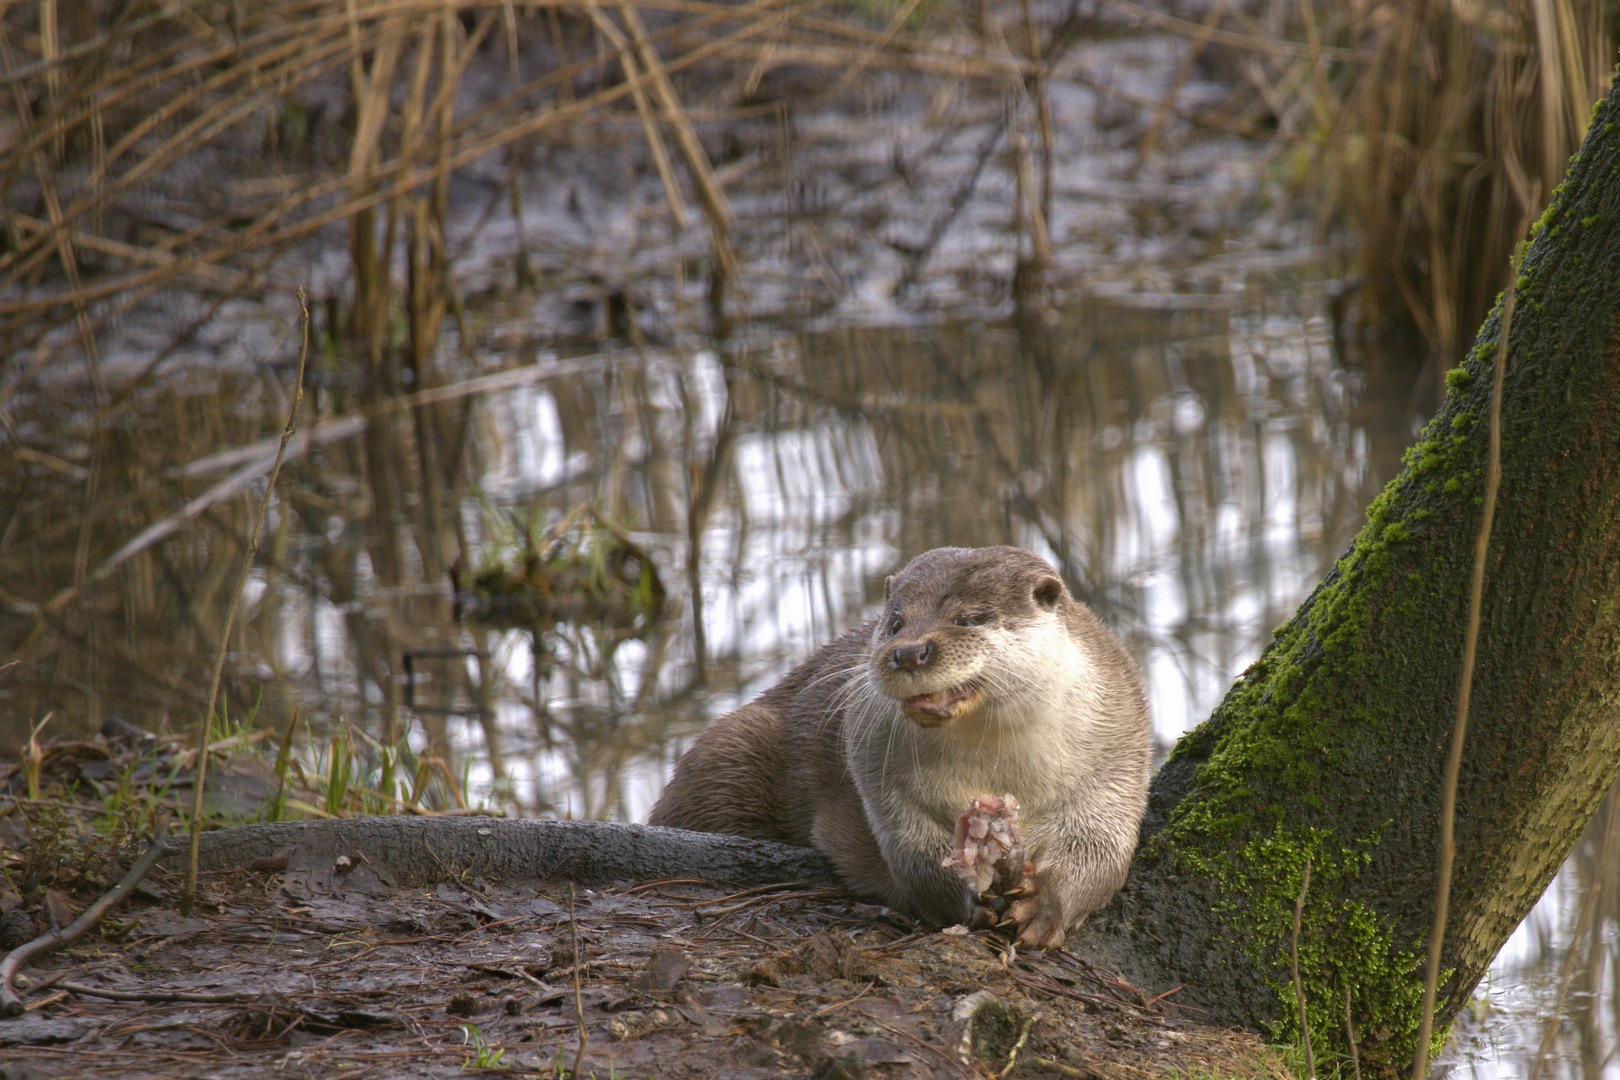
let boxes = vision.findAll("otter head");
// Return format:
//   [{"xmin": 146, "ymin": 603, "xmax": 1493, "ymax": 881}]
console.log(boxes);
[{"xmin": 869, "ymin": 547, "xmax": 1071, "ymax": 728}]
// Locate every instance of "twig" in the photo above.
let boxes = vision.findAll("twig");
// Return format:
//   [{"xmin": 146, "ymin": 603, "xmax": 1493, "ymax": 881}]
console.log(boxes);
[
  {"xmin": 8, "ymin": 211, "xmax": 250, "ymax": 289},
  {"xmin": 1103, "ymin": 0, "xmax": 1364, "ymax": 60},
  {"xmin": 1290, "ymin": 860, "xmax": 1314, "ymax": 1080},
  {"xmin": 52, "ymin": 982, "xmax": 251, "ymax": 1004},
  {"xmin": 182, "ymin": 290, "xmax": 308, "ymax": 915},
  {"xmin": 1146, "ymin": 985, "xmax": 1185, "ymax": 1008},
  {"xmin": 829, "ymin": 0, "xmax": 927, "ymax": 96},
  {"xmin": 30, "ymin": 445, "xmax": 293, "ymax": 615},
  {"xmin": 621, "ymin": 877, "xmax": 710, "ymax": 894},
  {"xmin": 610, "ymin": 0, "xmax": 746, "ymax": 315},
  {"xmin": 811, "ymin": 981, "xmax": 875, "ymax": 1018},
  {"xmin": 1000, "ymin": 1014, "xmax": 1037, "ymax": 1078},
  {"xmin": 894, "ymin": 116, "xmax": 1007, "ymax": 298},
  {"xmin": 1345, "ymin": 986, "xmax": 1361, "ymax": 1080},
  {"xmin": 1, "ymin": 817, "xmax": 171, "ymax": 1015},
  {"xmin": 580, "ymin": 3, "xmax": 690, "ymax": 232},
  {"xmin": 1410, "ymin": 190, "xmax": 1529, "ymax": 1080}
]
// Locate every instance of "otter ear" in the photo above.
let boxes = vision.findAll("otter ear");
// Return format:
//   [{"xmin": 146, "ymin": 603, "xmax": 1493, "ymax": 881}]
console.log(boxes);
[
  {"xmin": 884, "ymin": 574, "xmax": 896, "ymax": 600},
  {"xmin": 1033, "ymin": 575, "xmax": 1064, "ymax": 608}
]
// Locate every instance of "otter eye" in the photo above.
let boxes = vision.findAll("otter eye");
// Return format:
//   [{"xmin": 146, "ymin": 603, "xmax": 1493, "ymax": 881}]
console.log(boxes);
[
  {"xmin": 886, "ymin": 613, "xmax": 904, "ymax": 635},
  {"xmin": 955, "ymin": 611, "xmax": 994, "ymax": 627}
]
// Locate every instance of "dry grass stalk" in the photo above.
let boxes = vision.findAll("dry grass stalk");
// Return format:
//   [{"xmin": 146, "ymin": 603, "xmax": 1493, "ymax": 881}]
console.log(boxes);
[
  {"xmin": 1138, "ymin": 0, "xmax": 1231, "ymax": 161},
  {"xmin": 581, "ymin": 0, "xmax": 693, "ymax": 231},
  {"xmin": 1340, "ymin": 0, "xmax": 1608, "ymax": 375},
  {"xmin": 1106, "ymin": 0, "xmax": 1364, "ymax": 62},
  {"xmin": 827, "ymin": 0, "xmax": 929, "ymax": 96},
  {"xmin": 1411, "ymin": 191, "xmax": 1526, "ymax": 1080},
  {"xmin": 610, "ymin": 0, "xmax": 744, "ymax": 303},
  {"xmin": 1115, "ymin": 0, "xmax": 1609, "ymax": 377},
  {"xmin": 3, "ymin": 0, "xmax": 1045, "ymax": 368},
  {"xmin": 182, "ymin": 290, "xmax": 307, "ymax": 912}
]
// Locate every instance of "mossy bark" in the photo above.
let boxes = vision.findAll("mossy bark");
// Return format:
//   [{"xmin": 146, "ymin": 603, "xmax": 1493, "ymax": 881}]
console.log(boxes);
[{"xmin": 1108, "ymin": 74, "xmax": 1620, "ymax": 1074}]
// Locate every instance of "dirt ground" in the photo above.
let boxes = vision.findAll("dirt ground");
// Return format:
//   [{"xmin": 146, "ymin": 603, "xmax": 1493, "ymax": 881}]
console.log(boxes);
[{"xmin": 1, "ymin": 850, "xmax": 1290, "ymax": 1080}]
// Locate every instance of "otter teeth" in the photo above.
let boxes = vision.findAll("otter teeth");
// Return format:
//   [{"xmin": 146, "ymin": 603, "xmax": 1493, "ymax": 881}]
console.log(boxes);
[{"xmin": 904, "ymin": 682, "xmax": 977, "ymax": 714}]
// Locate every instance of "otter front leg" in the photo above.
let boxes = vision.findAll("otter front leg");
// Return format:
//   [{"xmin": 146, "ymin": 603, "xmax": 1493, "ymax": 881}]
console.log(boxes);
[
  {"xmin": 887, "ymin": 838, "xmax": 983, "ymax": 929},
  {"xmin": 860, "ymin": 801, "xmax": 980, "ymax": 929},
  {"xmin": 810, "ymin": 794, "xmax": 981, "ymax": 926}
]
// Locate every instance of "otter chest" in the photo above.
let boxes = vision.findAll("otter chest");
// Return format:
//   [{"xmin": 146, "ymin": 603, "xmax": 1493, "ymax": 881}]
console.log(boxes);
[{"xmin": 899, "ymin": 745, "xmax": 1060, "ymax": 828}]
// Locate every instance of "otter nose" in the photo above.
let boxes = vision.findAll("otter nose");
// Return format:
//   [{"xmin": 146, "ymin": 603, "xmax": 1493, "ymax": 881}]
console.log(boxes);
[{"xmin": 891, "ymin": 641, "xmax": 933, "ymax": 672}]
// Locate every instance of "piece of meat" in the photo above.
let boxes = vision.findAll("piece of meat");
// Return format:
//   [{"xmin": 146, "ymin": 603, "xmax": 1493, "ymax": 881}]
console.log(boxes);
[{"xmin": 945, "ymin": 793, "xmax": 1032, "ymax": 899}]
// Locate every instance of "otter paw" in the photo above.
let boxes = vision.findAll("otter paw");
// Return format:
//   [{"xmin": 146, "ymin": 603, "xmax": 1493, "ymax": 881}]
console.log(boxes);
[
  {"xmin": 967, "ymin": 902, "xmax": 1000, "ymax": 931},
  {"xmin": 1006, "ymin": 893, "xmax": 1068, "ymax": 950}
]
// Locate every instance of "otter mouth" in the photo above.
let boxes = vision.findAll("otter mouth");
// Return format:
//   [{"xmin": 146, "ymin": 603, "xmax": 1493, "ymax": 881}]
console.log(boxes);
[{"xmin": 900, "ymin": 681, "xmax": 982, "ymax": 727}]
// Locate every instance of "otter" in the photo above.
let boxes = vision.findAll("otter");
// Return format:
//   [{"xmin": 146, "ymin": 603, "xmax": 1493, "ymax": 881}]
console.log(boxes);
[{"xmin": 648, "ymin": 546, "xmax": 1152, "ymax": 949}]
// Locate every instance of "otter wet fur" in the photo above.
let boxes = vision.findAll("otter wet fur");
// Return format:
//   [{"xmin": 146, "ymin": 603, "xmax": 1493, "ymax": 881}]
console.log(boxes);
[{"xmin": 648, "ymin": 546, "xmax": 1152, "ymax": 949}]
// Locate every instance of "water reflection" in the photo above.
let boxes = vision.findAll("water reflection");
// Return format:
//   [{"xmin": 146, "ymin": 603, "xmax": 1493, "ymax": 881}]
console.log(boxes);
[
  {"xmin": 3, "ymin": 278, "xmax": 1385, "ymax": 804},
  {"xmin": 1445, "ymin": 806, "xmax": 1620, "ymax": 1079},
  {"xmin": 346, "ymin": 283, "xmax": 1382, "ymax": 820},
  {"xmin": 0, "ymin": 279, "xmax": 1601, "ymax": 1076}
]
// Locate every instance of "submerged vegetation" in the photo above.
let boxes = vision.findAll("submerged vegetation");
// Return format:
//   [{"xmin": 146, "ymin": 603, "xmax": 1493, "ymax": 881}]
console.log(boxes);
[{"xmin": 452, "ymin": 504, "xmax": 666, "ymax": 636}]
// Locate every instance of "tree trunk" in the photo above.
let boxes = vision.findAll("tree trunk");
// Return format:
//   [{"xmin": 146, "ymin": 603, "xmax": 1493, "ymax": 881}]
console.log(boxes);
[{"xmin": 1102, "ymin": 70, "xmax": 1620, "ymax": 1074}]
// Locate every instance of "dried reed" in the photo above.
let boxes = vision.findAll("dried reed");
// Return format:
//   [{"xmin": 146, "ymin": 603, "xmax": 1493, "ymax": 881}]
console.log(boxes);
[
  {"xmin": 1, "ymin": 0, "xmax": 1034, "ymax": 374},
  {"xmin": 1346, "ymin": 0, "xmax": 1607, "ymax": 379},
  {"xmin": 1140, "ymin": 0, "xmax": 1610, "ymax": 382}
]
